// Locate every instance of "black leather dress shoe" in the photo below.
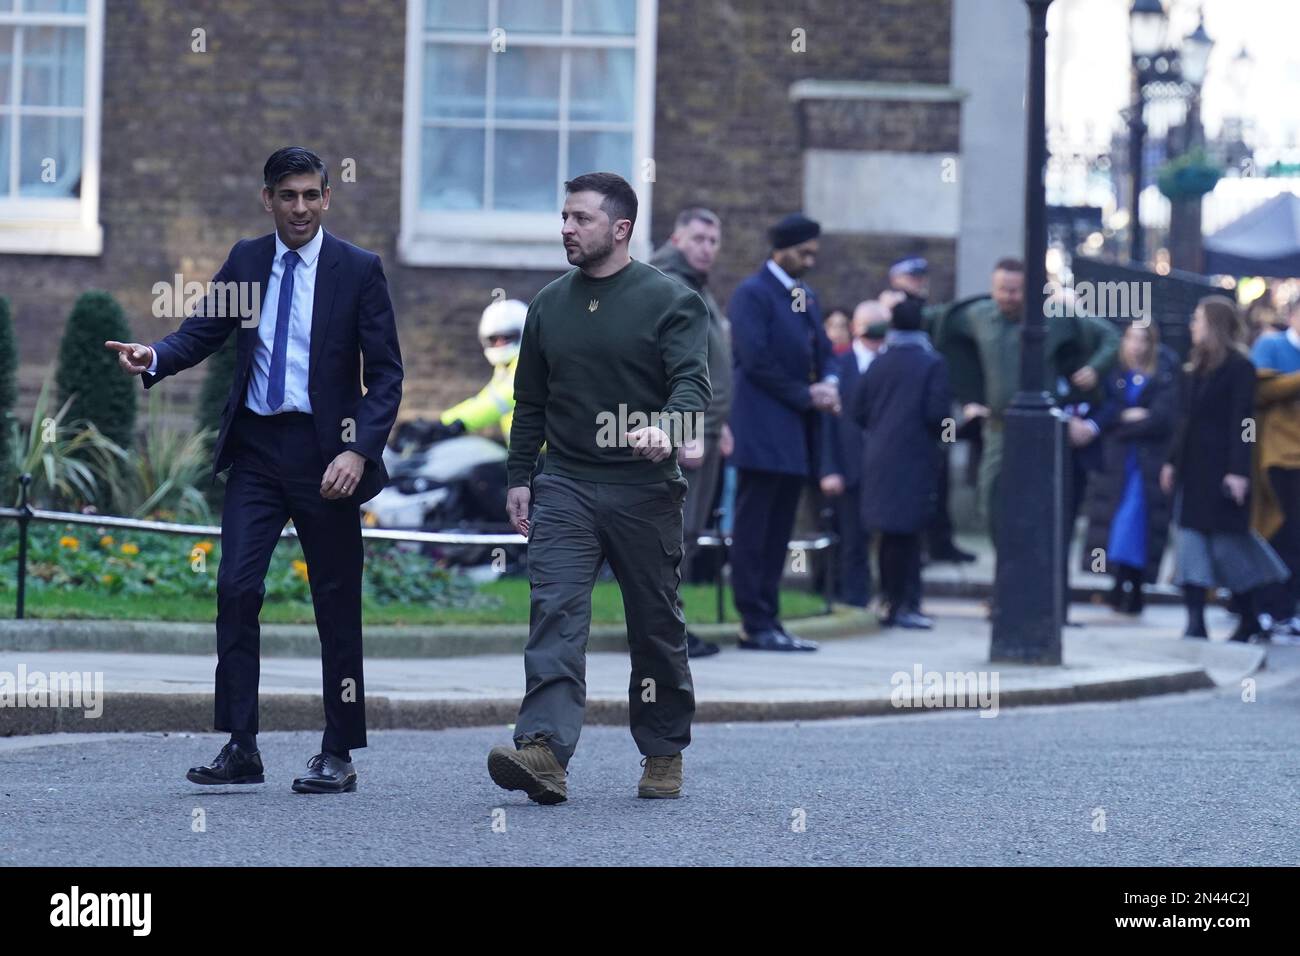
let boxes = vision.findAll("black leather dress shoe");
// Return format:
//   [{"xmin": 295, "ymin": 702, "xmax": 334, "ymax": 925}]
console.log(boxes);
[
  {"xmin": 186, "ymin": 742, "xmax": 265, "ymax": 786},
  {"xmin": 893, "ymin": 610, "xmax": 934, "ymax": 630},
  {"xmin": 776, "ymin": 624, "xmax": 820, "ymax": 650},
  {"xmin": 739, "ymin": 628, "xmax": 817, "ymax": 651},
  {"xmin": 291, "ymin": 753, "xmax": 358, "ymax": 794},
  {"xmin": 686, "ymin": 630, "xmax": 721, "ymax": 658}
]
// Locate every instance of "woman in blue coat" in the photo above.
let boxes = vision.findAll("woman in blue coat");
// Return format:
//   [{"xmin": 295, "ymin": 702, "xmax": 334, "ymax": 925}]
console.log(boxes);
[{"xmin": 852, "ymin": 298, "xmax": 953, "ymax": 628}]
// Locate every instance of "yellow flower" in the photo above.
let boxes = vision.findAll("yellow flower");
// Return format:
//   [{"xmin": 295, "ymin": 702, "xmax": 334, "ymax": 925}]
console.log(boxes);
[
  {"xmin": 100, "ymin": 574, "xmax": 114, "ymax": 584},
  {"xmin": 120, "ymin": 542, "xmax": 140, "ymax": 556},
  {"xmin": 59, "ymin": 536, "xmax": 79, "ymax": 551},
  {"xmin": 194, "ymin": 540, "xmax": 214, "ymax": 554},
  {"xmin": 99, "ymin": 535, "xmax": 114, "ymax": 548},
  {"xmin": 291, "ymin": 559, "xmax": 309, "ymax": 582}
]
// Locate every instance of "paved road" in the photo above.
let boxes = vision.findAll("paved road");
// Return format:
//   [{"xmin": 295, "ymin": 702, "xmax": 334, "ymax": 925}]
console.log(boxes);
[{"xmin": 1, "ymin": 640, "xmax": 1295, "ymax": 867}]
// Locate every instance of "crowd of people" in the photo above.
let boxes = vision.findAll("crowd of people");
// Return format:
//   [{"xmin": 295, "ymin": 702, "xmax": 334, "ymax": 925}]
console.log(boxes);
[{"xmin": 435, "ymin": 204, "xmax": 1300, "ymax": 655}]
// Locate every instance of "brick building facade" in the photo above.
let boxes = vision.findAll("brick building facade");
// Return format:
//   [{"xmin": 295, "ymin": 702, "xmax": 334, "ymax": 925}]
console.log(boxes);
[{"xmin": 0, "ymin": 0, "xmax": 1025, "ymax": 421}]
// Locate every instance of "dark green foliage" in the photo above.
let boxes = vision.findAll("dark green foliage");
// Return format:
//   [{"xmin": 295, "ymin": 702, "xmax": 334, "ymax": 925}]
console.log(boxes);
[{"xmin": 55, "ymin": 291, "xmax": 137, "ymax": 449}]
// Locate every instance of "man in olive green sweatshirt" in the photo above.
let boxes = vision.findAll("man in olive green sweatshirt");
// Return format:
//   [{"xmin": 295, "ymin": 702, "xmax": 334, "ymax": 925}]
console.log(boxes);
[{"xmin": 487, "ymin": 172, "xmax": 712, "ymax": 805}]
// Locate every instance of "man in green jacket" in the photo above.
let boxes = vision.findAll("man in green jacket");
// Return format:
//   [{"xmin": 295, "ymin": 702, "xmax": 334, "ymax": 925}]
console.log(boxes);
[
  {"xmin": 932, "ymin": 257, "xmax": 1119, "ymax": 540},
  {"xmin": 649, "ymin": 208, "xmax": 733, "ymax": 658}
]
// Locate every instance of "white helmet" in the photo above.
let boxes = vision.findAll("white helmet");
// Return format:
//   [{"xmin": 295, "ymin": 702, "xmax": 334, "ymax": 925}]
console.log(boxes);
[{"xmin": 479, "ymin": 299, "xmax": 527, "ymax": 366}]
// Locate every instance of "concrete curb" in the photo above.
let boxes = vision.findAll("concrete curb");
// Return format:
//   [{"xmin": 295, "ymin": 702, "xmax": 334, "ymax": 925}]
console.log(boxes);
[
  {"xmin": 0, "ymin": 667, "xmax": 1216, "ymax": 736},
  {"xmin": 0, "ymin": 608, "xmax": 879, "ymax": 658}
]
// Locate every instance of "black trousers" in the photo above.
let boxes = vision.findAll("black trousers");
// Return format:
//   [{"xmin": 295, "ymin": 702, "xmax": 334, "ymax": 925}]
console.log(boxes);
[
  {"xmin": 215, "ymin": 410, "xmax": 366, "ymax": 752},
  {"xmin": 731, "ymin": 468, "xmax": 804, "ymax": 632},
  {"xmin": 1261, "ymin": 466, "xmax": 1300, "ymax": 620},
  {"xmin": 878, "ymin": 532, "xmax": 922, "ymax": 614},
  {"xmin": 834, "ymin": 483, "xmax": 872, "ymax": 607}
]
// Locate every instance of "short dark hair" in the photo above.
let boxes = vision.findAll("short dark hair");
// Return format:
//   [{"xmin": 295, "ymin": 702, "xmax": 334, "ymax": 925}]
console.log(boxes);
[
  {"xmin": 264, "ymin": 146, "xmax": 329, "ymax": 192},
  {"xmin": 565, "ymin": 171, "xmax": 638, "ymax": 235},
  {"xmin": 890, "ymin": 296, "xmax": 925, "ymax": 331},
  {"xmin": 993, "ymin": 256, "xmax": 1025, "ymax": 274},
  {"xmin": 674, "ymin": 206, "xmax": 719, "ymax": 231}
]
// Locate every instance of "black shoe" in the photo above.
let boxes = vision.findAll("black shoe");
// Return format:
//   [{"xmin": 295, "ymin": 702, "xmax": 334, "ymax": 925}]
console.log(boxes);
[
  {"xmin": 893, "ymin": 610, "xmax": 934, "ymax": 630},
  {"xmin": 928, "ymin": 544, "xmax": 977, "ymax": 564},
  {"xmin": 291, "ymin": 752, "xmax": 358, "ymax": 794},
  {"xmin": 738, "ymin": 628, "xmax": 815, "ymax": 652},
  {"xmin": 775, "ymin": 623, "xmax": 820, "ymax": 651},
  {"xmin": 686, "ymin": 630, "xmax": 720, "ymax": 658},
  {"xmin": 1183, "ymin": 622, "xmax": 1208, "ymax": 639},
  {"xmin": 186, "ymin": 742, "xmax": 264, "ymax": 786}
]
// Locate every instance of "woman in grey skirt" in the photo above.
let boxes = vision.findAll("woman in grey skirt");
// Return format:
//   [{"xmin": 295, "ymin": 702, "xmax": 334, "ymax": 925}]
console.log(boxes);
[{"xmin": 1161, "ymin": 296, "xmax": 1287, "ymax": 641}]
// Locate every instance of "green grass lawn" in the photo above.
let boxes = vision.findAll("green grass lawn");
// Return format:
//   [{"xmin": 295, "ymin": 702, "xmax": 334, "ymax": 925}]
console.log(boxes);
[{"xmin": 0, "ymin": 577, "xmax": 829, "ymax": 627}]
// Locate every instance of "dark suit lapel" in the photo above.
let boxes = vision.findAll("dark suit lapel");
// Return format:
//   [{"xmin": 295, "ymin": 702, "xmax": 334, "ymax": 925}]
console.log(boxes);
[
  {"xmin": 309, "ymin": 231, "xmax": 341, "ymax": 383},
  {"xmin": 236, "ymin": 234, "xmax": 277, "ymax": 383}
]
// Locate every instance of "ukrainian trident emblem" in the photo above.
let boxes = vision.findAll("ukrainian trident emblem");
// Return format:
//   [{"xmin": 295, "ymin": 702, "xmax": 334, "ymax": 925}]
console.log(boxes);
[{"xmin": 589, "ymin": 299, "xmax": 599, "ymax": 312}]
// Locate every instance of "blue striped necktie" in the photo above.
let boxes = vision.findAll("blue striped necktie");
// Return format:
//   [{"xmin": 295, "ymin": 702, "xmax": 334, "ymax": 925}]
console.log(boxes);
[{"xmin": 266, "ymin": 249, "xmax": 301, "ymax": 412}]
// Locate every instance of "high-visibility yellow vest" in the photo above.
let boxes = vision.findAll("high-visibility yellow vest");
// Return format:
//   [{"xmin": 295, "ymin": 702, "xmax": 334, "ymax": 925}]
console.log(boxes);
[{"xmin": 440, "ymin": 356, "xmax": 517, "ymax": 442}]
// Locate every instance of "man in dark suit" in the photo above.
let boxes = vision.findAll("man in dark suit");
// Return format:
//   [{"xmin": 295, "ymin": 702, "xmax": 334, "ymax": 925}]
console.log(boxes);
[
  {"xmin": 819, "ymin": 301, "xmax": 889, "ymax": 607},
  {"xmin": 727, "ymin": 213, "xmax": 840, "ymax": 651},
  {"xmin": 107, "ymin": 146, "xmax": 403, "ymax": 794}
]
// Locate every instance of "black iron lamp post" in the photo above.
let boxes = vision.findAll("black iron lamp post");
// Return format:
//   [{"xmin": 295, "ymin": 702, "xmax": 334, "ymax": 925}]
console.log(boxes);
[
  {"xmin": 990, "ymin": 0, "xmax": 1063, "ymax": 665},
  {"xmin": 1126, "ymin": 0, "xmax": 1214, "ymax": 265}
]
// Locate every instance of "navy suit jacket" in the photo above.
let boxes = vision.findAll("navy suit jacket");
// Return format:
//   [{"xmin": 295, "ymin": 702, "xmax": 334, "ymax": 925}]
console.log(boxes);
[
  {"xmin": 144, "ymin": 230, "xmax": 404, "ymax": 503},
  {"xmin": 727, "ymin": 265, "xmax": 837, "ymax": 476},
  {"xmin": 819, "ymin": 349, "xmax": 868, "ymax": 487}
]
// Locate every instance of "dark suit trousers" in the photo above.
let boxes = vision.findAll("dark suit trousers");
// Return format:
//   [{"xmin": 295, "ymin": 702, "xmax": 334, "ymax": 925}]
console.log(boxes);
[
  {"xmin": 731, "ymin": 468, "xmax": 804, "ymax": 632},
  {"xmin": 878, "ymin": 532, "xmax": 922, "ymax": 614},
  {"xmin": 835, "ymin": 483, "xmax": 872, "ymax": 607},
  {"xmin": 215, "ymin": 410, "xmax": 367, "ymax": 752}
]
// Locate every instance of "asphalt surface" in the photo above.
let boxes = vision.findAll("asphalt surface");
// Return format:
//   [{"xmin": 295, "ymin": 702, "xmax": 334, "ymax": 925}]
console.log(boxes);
[{"xmin": 1, "ymin": 635, "xmax": 1295, "ymax": 866}]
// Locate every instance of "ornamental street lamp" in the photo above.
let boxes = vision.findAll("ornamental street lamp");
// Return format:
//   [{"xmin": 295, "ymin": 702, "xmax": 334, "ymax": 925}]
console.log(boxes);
[{"xmin": 1126, "ymin": 0, "xmax": 1214, "ymax": 265}]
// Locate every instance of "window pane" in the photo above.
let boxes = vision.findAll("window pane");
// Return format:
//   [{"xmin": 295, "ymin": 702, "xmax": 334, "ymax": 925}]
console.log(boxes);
[
  {"xmin": 568, "ymin": 131, "xmax": 632, "ymax": 182},
  {"xmin": 18, "ymin": 113, "xmax": 81, "ymax": 196},
  {"xmin": 22, "ymin": 26, "xmax": 84, "ymax": 108},
  {"xmin": 498, "ymin": 0, "xmax": 561, "ymax": 33},
  {"xmin": 0, "ymin": 1, "xmax": 12, "ymax": 12},
  {"xmin": 495, "ymin": 46, "xmax": 560, "ymax": 121},
  {"xmin": 0, "ymin": 28, "xmax": 13, "ymax": 105},
  {"xmin": 569, "ymin": 49, "xmax": 634, "ymax": 122},
  {"xmin": 421, "ymin": 125, "xmax": 484, "ymax": 210},
  {"xmin": 572, "ymin": 0, "xmax": 636, "ymax": 35},
  {"xmin": 493, "ymin": 129, "xmax": 557, "ymax": 211},
  {"xmin": 424, "ymin": 0, "xmax": 487, "ymax": 32},
  {"xmin": 0, "ymin": 116, "xmax": 11, "ymax": 196},
  {"xmin": 423, "ymin": 43, "xmax": 486, "ymax": 119},
  {"xmin": 24, "ymin": 1, "xmax": 88, "ymax": 12}
]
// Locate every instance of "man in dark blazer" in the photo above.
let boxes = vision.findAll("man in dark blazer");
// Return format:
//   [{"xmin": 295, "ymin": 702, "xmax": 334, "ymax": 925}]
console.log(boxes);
[
  {"xmin": 107, "ymin": 146, "xmax": 403, "ymax": 794},
  {"xmin": 819, "ymin": 303, "xmax": 889, "ymax": 607},
  {"xmin": 727, "ymin": 213, "xmax": 840, "ymax": 651}
]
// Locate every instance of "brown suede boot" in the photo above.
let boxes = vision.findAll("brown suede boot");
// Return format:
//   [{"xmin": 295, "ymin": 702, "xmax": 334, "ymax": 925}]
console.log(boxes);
[
  {"xmin": 637, "ymin": 753, "xmax": 683, "ymax": 799},
  {"xmin": 488, "ymin": 741, "xmax": 567, "ymax": 805}
]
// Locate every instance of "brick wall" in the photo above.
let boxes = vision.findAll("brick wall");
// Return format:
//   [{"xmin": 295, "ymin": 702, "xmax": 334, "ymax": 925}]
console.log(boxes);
[{"xmin": 0, "ymin": 0, "xmax": 955, "ymax": 421}]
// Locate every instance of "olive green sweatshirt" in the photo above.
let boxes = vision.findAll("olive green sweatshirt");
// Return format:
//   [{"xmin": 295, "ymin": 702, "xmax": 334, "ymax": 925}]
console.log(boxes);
[{"xmin": 507, "ymin": 259, "xmax": 712, "ymax": 487}]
